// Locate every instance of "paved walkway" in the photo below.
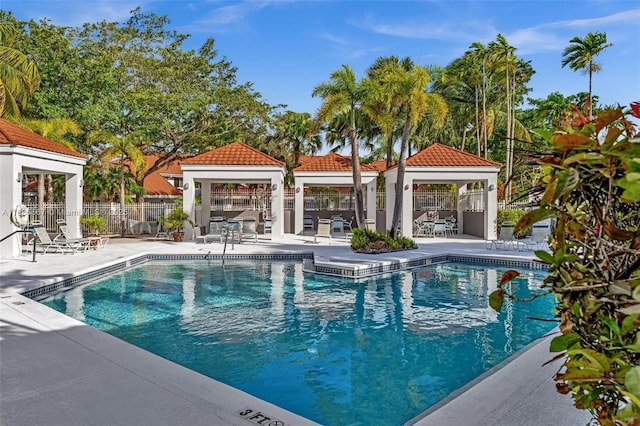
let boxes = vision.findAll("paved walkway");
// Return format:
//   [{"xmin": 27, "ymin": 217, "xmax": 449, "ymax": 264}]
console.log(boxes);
[{"xmin": 0, "ymin": 234, "xmax": 591, "ymax": 425}]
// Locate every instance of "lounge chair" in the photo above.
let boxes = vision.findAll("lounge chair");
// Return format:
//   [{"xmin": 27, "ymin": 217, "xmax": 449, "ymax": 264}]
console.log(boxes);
[
  {"xmin": 314, "ymin": 218, "xmax": 333, "ymax": 243},
  {"xmin": 57, "ymin": 219, "xmax": 108, "ymax": 249},
  {"xmin": 241, "ymin": 217, "xmax": 258, "ymax": 243},
  {"xmin": 30, "ymin": 223, "xmax": 81, "ymax": 254},
  {"xmin": 487, "ymin": 222, "xmax": 523, "ymax": 251},
  {"xmin": 524, "ymin": 224, "xmax": 550, "ymax": 250},
  {"xmin": 225, "ymin": 219, "xmax": 242, "ymax": 244},
  {"xmin": 204, "ymin": 217, "xmax": 227, "ymax": 243},
  {"xmin": 364, "ymin": 218, "xmax": 376, "ymax": 232}
]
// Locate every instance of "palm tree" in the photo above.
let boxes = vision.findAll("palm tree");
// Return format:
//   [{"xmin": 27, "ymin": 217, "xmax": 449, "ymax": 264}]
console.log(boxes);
[
  {"xmin": 367, "ymin": 58, "xmax": 447, "ymax": 237},
  {"xmin": 312, "ymin": 65, "xmax": 368, "ymax": 228},
  {"xmin": 264, "ymin": 111, "xmax": 322, "ymax": 169},
  {"xmin": 88, "ymin": 130, "xmax": 146, "ymax": 237},
  {"xmin": 561, "ymin": 32, "xmax": 612, "ymax": 119},
  {"xmin": 0, "ymin": 21, "xmax": 40, "ymax": 117}
]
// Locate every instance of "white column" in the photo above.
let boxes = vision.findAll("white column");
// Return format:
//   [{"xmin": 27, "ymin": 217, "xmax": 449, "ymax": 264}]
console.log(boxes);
[
  {"xmin": 401, "ymin": 178, "xmax": 413, "ymax": 237},
  {"xmin": 0, "ymin": 155, "xmax": 22, "ymax": 258},
  {"xmin": 485, "ymin": 177, "xmax": 498, "ymax": 240},
  {"xmin": 366, "ymin": 180, "xmax": 377, "ymax": 221},
  {"xmin": 294, "ymin": 178, "xmax": 304, "ymax": 235},
  {"xmin": 183, "ymin": 175, "xmax": 196, "ymax": 240},
  {"xmin": 201, "ymin": 180, "xmax": 211, "ymax": 231},
  {"xmin": 456, "ymin": 183, "xmax": 467, "ymax": 235},
  {"xmin": 385, "ymin": 181, "xmax": 394, "ymax": 232},
  {"xmin": 65, "ymin": 171, "xmax": 83, "ymax": 238},
  {"xmin": 271, "ymin": 178, "xmax": 284, "ymax": 240}
]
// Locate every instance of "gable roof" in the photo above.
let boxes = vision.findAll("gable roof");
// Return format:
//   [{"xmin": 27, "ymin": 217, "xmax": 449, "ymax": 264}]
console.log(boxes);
[
  {"xmin": 293, "ymin": 152, "xmax": 378, "ymax": 173},
  {"xmin": 0, "ymin": 118, "xmax": 88, "ymax": 159},
  {"xmin": 181, "ymin": 141, "xmax": 285, "ymax": 167},
  {"xmin": 141, "ymin": 155, "xmax": 183, "ymax": 196},
  {"xmin": 406, "ymin": 143, "xmax": 500, "ymax": 167}
]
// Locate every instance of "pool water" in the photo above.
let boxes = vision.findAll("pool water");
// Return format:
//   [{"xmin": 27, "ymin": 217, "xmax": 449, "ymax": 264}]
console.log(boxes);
[{"xmin": 43, "ymin": 261, "xmax": 555, "ymax": 426}]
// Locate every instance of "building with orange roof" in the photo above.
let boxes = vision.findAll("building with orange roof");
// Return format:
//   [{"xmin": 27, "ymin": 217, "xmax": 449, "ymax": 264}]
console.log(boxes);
[
  {"xmin": 0, "ymin": 119, "xmax": 87, "ymax": 258},
  {"xmin": 181, "ymin": 141, "xmax": 287, "ymax": 240},
  {"xmin": 292, "ymin": 153, "xmax": 378, "ymax": 234},
  {"xmin": 384, "ymin": 143, "xmax": 500, "ymax": 239}
]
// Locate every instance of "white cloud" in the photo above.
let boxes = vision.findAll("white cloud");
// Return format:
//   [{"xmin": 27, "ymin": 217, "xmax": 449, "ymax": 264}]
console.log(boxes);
[{"xmin": 542, "ymin": 8, "xmax": 640, "ymax": 30}]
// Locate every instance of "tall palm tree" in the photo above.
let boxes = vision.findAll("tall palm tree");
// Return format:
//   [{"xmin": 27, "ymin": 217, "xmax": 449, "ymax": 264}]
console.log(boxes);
[
  {"xmin": 0, "ymin": 21, "xmax": 40, "ymax": 117},
  {"xmin": 561, "ymin": 32, "xmax": 612, "ymax": 119},
  {"xmin": 88, "ymin": 130, "xmax": 146, "ymax": 237},
  {"xmin": 265, "ymin": 111, "xmax": 322, "ymax": 169},
  {"xmin": 312, "ymin": 65, "xmax": 368, "ymax": 228},
  {"xmin": 368, "ymin": 58, "xmax": 447, "ymax": 237},
  {"xmin": 489, "ymin": 34, "xmax": 517, "ymax": 202}
]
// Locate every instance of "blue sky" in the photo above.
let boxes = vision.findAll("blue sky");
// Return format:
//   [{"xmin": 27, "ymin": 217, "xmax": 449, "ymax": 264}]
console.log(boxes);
[{"xmin": 5, "ymin": 0, "xmax": 640, "ymax": 116}]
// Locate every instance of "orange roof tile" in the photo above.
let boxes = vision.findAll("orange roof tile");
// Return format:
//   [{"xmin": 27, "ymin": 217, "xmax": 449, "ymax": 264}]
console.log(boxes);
[
  {"xmin": 0, "ymin": 118, "xmax": 88, "ymax": 159},
  {"xmin": 293, "ymin": 152, "xmax": 378, "ymax": 173},
  {"xmin": 182, "ymin": 141, "xmax": 285, "ymax": 167},
  {"xmin": 369, "ymin": 159, "xmax": 389, "ymax": 172},
  {"xmin": 406, "ymin": 143, "xmax": 500, "ymax": 167},
  {"xmin": 142, "ymin": 171, "xmax": 182, "ymax": 196}
]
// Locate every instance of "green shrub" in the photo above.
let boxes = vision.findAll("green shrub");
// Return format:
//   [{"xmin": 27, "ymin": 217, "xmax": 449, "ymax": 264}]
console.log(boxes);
[{"xmin": 351, "ymin": 227, "xmax": 417, "ymax": 253}]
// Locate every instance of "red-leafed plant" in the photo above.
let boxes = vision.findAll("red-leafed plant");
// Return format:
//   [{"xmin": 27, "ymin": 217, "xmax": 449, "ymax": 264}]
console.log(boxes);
[{"xmin": 490, "ymin": 103, "xmax": 640, "ymax": 425}]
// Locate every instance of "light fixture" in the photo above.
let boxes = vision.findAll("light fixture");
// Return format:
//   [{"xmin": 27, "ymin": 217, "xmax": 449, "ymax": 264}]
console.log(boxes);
[
  {"xmin": 488, "ymin": 184, "xmax": 495, "ymax": 191},
  {"xmin": 183, "ymin": 182, "xmax": 190, "ymax": 190},
  {"xmin": 79, "ymin": 179, "xmax": 84, "ymax": 188},
  {"xmin": 295, "ymin": 187, "xmax": 301, "ymax": 193},
  {"xmin": 404, "ymin": 184, "xmax": 409, "ymax": 191},
  {"xmin": 17, "ymin": 172, "xmax": 22, "ymax": 183},
  {"xmin": 370, "ymin": 186, "xmax": 375, "ymax": 192},
  {"xmin": 271, "ymin": 183, "xmax": 278, "ymax": 191}
]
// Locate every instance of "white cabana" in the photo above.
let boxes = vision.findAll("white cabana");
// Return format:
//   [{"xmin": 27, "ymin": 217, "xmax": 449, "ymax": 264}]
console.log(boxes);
[
  {"xmin": 0, "ymin": 119, "xmax": 87, "ymax": 259},
  {"xmin": 384, "ymin": 143, "xmax": 500, "ymax": 239},
  {"xmin": 292, "ymin": 153, "xmax": 378, "ymax": 234},
  {"xmin": 180, "ymin": 142, "xmax": 287, "ymax": 240}
]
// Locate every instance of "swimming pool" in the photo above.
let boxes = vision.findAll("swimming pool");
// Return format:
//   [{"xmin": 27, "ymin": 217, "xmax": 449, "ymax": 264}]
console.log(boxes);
[{"xmin": 42, "ymin": 260, "xmax": 555, "ymax": 425}]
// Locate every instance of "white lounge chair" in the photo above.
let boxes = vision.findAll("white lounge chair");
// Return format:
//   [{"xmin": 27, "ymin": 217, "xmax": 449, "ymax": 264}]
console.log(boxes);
[
  {"xmin": 31, "ymin": 223, "xmax": 83, "ymax": 253},
  {"xmin": 205, "ymin": 217, "xmax": 227, "ymax": 243},
  {"xmin": 487, "ymin": 222, "xmax": 523, "ymax": 250},
  {"xmin": 314, "ymin": 218, "xmax": 333, "ymax": 243},
  {"xmin": 524, "ymin": 224, "xmax": 550, "ymax": 250},
  {"xmin": 241, "ymin": 217, "xmax": 258, "ymax": 243},
  {"xmin": 364, "ymin": 218, "xmax": 376, "ymax": 232}
]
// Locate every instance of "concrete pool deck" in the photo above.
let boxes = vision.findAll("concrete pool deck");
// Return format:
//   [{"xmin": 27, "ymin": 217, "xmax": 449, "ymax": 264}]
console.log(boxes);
[{"xmin": 0, "ymin": 234, "xmax": 591, "ymax": 425}]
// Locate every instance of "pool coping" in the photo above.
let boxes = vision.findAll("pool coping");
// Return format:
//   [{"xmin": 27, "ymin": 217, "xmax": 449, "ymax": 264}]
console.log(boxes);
[{"xmin": 1, "ymin": 237, "xmax": 590, "ymax": 425}]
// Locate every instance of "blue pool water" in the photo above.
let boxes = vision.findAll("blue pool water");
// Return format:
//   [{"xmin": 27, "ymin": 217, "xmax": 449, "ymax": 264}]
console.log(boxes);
[{"xmin": 43, "ymin": 261, "xmax": 555, "ymax": 425}]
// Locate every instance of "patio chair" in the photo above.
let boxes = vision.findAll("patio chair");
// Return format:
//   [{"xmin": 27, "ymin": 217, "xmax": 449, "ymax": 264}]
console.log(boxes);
[
  {"xmin": 263, "ymin": 218, "xmax": 272, "ymax": 234},
  {"xmin": 524, "ymin": 224, "xmax": 550, "ymax": 250},
  {"xmin": 241, "ymin": 217, "xmax": 258, "ymax": 243},
  {"xmin": 364, "ymin": 218, "xmax": 376, "ymax": 232},
  {"xmin": 314, "ymin": 218, "xmax": 333, "ymax": 243},
  {"xmin": 303, "ymin": 215, "xmax": 314, "ymax": 231},
  {"xmin": 432, "ymin": 220, "xmax": 449, "ymax": 238},
  {"xmin": 205, "ymin": 217, "xmax": 227, "ymax": 243},
  {"xmin": 331, "ymin": 216, "xmax": 344, "ymax": 233}
]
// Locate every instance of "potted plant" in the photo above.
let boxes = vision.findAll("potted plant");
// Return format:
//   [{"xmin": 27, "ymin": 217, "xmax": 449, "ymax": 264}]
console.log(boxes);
[
  {"xmin": 164, "ymin": 207, "xmax": 195, "ymax": 242},
  {"xmin": 80, "ymin": 214, "xmax": 107, "ymax": 236}
]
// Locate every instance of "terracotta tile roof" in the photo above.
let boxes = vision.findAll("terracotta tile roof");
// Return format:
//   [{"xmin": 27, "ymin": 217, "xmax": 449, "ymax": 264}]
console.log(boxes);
[
  {"xmin": 143, "ymin": 171, "xmax": 182, "ymax": 196},
  {"xmin": 406, "ymin": 143, "xmax": 500, "ymax": 167},
  {"xmin": 0, "ymin": 118, "xmax": 88, "ymax": 159},
  {"xmin": 182, "ymin": 141, "xmax": 285, "ymax": 167},
  {"xmin": 369, "ymin": 160, "xmax": 389, "ymax": 172},
  {"xmin": 293, "ymin": 152, "xmax": 378, "ymax": 173}
]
